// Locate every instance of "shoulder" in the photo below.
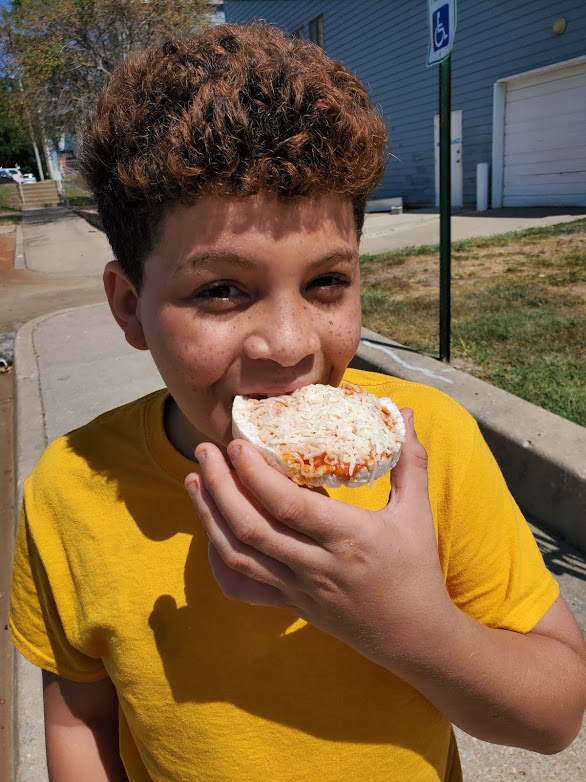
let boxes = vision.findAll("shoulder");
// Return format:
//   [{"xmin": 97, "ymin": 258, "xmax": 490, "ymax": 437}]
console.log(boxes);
[
  {"xmin": 27, "ymin": 389, "xmax": 168, "ymax": 500},
  {"xmin": 343, "ymin": 367, "xmax": 478, "ymax": 445}
]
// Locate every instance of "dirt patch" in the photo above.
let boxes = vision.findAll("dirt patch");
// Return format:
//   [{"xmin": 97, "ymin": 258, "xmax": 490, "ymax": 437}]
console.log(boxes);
[
  {"xmin": 361, "ymin": 233, "xmax": 586, "ymax": 304},
  {"xmin": 0, "ymin": 229, "xmax": 16, "ymax": 274}
]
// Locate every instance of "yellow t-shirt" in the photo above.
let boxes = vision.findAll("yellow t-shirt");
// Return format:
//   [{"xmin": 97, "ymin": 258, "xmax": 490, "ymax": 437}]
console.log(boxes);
[{"xmin": 10, "ymin": 368, "xmax": 559, "ymax": 782}]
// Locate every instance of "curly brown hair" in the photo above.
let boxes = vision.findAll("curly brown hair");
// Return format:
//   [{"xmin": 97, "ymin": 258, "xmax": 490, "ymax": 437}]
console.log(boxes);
[{"xmin": 79, "ymin": 23, "xmax": 387, "ymax": 289}]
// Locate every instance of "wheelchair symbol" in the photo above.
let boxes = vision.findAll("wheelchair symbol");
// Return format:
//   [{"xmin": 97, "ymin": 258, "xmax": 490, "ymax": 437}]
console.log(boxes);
[{"xmin": 434, "ymin": 9, "xmax": 449, "ymax": 50}]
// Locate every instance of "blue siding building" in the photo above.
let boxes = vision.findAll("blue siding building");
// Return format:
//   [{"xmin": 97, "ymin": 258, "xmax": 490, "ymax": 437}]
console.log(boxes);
[{"xmin": 225, "ymin": 1, "xmax": 586, "ymax": 209}]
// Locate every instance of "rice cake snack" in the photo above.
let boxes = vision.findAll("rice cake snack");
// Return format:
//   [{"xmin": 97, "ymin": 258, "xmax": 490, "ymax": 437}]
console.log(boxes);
[{"xmin": 232, "ymin": 382, "xmax": 405, "ymax": 488}]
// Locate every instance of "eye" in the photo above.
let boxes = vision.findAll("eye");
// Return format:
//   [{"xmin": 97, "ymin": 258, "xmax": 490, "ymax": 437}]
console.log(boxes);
[
  {"xmin": 197, "ymin": 282, "xmax": 243, "ymax": 300},
  {"xmin": 306, "ymin": 273, "xmax": 352, "ymax": 300},
  {"xmin": 309, "ymin": 273, "xmax": 351, "ymax": 288}
]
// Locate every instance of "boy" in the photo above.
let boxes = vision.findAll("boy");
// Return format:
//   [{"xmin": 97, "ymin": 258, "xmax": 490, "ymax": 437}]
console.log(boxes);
[{"xmin": 10, "ymin": 23, "xmax": 586, "ymax": 782}]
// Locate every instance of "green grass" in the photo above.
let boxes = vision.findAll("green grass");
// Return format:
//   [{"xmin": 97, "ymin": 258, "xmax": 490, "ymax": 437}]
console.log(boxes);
[
  {"xmin": 0, "ymin": 185, "xmax": 19, "ymax": 212},
  {"xmin": 64, "ymin": 183, "xmax": 95, "ymax": 207},
  {"xmin": 360, "ymin": 219, "xmax": 586, "ymax": 426}
]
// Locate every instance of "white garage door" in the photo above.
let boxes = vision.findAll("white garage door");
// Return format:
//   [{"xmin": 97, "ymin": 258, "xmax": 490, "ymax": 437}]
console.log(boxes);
[{"xmin": 502, "ymin": 60, "xmax": 586, "ymax": 207}]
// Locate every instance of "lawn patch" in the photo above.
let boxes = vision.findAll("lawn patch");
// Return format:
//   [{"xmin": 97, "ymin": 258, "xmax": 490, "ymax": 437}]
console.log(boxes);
[{"xmin": 360, "ymin": 218, "xmax": 586, "ymax": 426}]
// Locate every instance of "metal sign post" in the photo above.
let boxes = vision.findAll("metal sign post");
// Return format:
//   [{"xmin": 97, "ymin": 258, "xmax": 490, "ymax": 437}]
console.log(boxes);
[
  {"xmin": 439, "ymin": 56, "xmax": 451, "ymax": 362},
  {"xmin": 427, "ymin": 0, "xmax": 456, "ymax": 362}
]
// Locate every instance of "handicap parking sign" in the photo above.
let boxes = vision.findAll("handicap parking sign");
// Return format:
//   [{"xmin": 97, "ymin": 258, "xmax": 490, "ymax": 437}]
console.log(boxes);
[
  {"xmin": 427, "ymin": 0, "xmax": 456, "ymax": 66},
  {"xmin": 432, "ymin": 4, "xmax": 450, "ymax": 51}
]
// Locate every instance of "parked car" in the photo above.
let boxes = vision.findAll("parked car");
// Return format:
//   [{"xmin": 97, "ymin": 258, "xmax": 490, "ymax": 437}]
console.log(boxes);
[
  {"xmin": 0, "ymin": 166, "xmax": 24, "ymax": 183},
  {"xmin": 8, "ymin": 168, "xmax": 24, "ymax": 183},
  {"xmin": 0, "ymin": 172, "xmax": 13, "ymax": 185},
  {"xmin": 22, "ymin": 173, "xmax": 37, "ymax": 183}
]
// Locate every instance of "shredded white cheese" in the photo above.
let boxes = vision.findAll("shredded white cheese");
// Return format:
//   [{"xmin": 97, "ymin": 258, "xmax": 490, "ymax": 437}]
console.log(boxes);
[{"xmin": 232, "ymin": 383, "xmax": 405, "ymax": 488}]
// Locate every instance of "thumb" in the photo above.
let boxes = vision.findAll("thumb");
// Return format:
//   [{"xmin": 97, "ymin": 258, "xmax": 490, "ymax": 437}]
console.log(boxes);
[{"xmin": 388, "ymin": 408, "xmax": 429, "ymax": 500}]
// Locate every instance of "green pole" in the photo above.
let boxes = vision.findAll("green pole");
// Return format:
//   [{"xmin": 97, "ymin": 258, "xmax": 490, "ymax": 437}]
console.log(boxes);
[{"xmin": 439, "ymin": 54, "xmax": 451, "ymax": 362}]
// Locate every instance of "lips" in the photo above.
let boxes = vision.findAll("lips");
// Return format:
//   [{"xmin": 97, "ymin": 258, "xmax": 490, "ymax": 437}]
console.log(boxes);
[{"xmin": 235, "ymin": 381, "xmax": 328, "ymax": 402}]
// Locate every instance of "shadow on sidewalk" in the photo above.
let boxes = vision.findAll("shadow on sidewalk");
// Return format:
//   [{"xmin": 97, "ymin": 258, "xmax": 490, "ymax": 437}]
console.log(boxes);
[
  {"xmin": 527, "ymin": 514, "xmax": 586, "ymax": 583},
  {"xmin": 22, "ymin": 207, "xmax": 76, "ymax": 226}
]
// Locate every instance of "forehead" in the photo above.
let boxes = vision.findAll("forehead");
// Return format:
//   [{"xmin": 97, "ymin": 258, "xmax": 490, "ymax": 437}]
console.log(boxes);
[{"xmin": 149, "ymin": 194, "xmax": 357, "ymax": 269}]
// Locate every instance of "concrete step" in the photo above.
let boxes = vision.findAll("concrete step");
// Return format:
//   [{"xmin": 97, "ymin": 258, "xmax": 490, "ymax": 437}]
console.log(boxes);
[
  {"xmin": 23, "ymin": 181, "xmax": 57, "ymax": 188},
  {"xmin": 20, "ymin": 181, "xmax": 60, "ymax": 205},
  {"xmin": 23, "ymin": 198, "xmax": 60, "ymax": 206},
  {"xmin": 21, "ymin": 194, "xmax": 60, "ymax": 202},
  {"xmin": 22, "ymin": 202, "xmax": 61, "ymax": 210},
  {"xmin": 23, "ymin": 187, "xmax": 58, "ymax": 196},
  {"xmin": 20, "ymin": 181, "xmax": 61, "ymax": 210}
]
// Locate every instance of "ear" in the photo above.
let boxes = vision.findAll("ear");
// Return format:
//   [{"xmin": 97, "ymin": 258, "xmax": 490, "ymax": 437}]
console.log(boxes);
[{"xmin": 103, "ymin": 260, "xmax": 148, "ymax": 351}]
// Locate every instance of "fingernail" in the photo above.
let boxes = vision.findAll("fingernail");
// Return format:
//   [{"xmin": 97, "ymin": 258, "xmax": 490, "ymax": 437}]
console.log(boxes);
[
  {"xmin": 228, "ymin": 444, "xmax": 241, "ymax": 461},
  {"xmin": 185, "ymin": 475, "xmax": 199, "ymax": 497},
  {"xmin": 196, "ymin": 448, "xmax": 207, "ymax": 464}
]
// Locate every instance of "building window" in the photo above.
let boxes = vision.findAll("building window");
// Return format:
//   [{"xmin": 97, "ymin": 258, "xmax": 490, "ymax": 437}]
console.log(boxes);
[
  {"xmin": 308, "ymin": 15, "xmax": 324, "ymax": 49},
  {"xmin": 291, "ymin": 26, "xmax": 304, "ymax": 39}
]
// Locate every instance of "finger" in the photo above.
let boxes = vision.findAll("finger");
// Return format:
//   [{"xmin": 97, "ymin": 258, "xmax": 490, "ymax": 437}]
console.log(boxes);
[
  {"xmin": 193, "ymin": 443, "xmax": 327, "ymax": 562},
  {"xmin": 208, "ymin": 542, "xmax": 289, "ymax": 608},
  {"xmin": 226, "ymin": 439, "xmax": 343, "ymax": 545},
  {"xmin": 387, "ymin": 408, "xmax": 430, "ymax": 501},
  {"xmin": 186, "ymin": 472, "xmax": 298, "ymax": 591}
]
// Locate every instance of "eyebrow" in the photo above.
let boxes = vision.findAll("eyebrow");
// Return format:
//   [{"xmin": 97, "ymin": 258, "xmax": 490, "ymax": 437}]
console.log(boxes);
[{"xmin": 185, "ymin": 247, "xmax": 357, "ymax": 269}]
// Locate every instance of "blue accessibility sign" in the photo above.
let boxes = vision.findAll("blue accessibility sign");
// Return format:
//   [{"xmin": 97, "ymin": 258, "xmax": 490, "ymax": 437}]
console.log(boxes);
[{"xmin": 427, "ymin": 0, "xmax": 457, "ymax": 66}]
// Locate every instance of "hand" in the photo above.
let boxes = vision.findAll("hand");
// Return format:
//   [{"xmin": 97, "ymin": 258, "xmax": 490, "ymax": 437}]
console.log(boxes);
[{"xmin": 185, "ymin": 409, "xmax": 455, "ymax": 668}]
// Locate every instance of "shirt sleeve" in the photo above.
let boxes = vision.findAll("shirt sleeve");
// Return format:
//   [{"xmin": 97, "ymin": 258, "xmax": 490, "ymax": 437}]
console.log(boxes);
[
  {"xmin": 441, "ymin": 419, "xmax": 560, "ymax": 634},
  {"xmin": 10, "ymin": 500, "xmax": 108, "ymax": 682}
]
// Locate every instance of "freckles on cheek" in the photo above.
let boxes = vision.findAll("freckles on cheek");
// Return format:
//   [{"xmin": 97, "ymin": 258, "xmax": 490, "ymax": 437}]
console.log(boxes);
[
  {"xmin": 327, "ymin": 318, "xmax": 361, "ymax": 362},
  {"xmin": 177, "ymin": 338, "xmax": 233, "ymax": 381}
]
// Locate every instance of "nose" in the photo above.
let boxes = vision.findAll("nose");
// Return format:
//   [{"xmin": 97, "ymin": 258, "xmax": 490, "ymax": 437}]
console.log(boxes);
[{"xmin": 242, "ymin": 296, "xmax": 321, "ymax": 366}]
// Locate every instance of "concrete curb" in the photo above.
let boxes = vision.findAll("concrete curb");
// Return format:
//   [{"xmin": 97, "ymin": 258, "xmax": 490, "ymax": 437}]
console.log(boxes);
[
  {"xmin": 352, "ymin": 329, "xmax": 586, "ymax": 551},
  {"xmin": 12, "ymin": 314, "xmax": 53, "ymax": 782},
  {"xmin": 72, "ymin": 207, "xmax": 102, "ymax": 231}
]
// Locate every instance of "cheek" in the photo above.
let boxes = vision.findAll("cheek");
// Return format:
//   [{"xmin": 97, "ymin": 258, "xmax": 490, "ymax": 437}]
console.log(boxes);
[
  {"xmin": 148, "ymin": 310, "xmax": 236, "ymax": 384},
  {"xmin": 327, "ymin": 297, "xmax": 362, "ymax": 361}
]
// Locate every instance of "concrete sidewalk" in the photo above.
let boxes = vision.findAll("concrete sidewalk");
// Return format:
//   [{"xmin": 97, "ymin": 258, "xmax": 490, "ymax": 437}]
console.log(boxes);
[
  {"xmin": 20, "ymin": 208, "xmax": 112, "ymax": 276},
  {"xmin": 359, "ymin": 205, "xmax": 586, "ymax": 255},
  {"xmin": 10, "ymin": 208, "xmax": 586, "ymax": 781}
]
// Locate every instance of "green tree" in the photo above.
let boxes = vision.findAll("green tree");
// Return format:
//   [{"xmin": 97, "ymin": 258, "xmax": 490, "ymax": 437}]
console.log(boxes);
[
  {"xmin": 1, "ymin": 0, "xmax": 212, "ymax": 142},
  {"xmin": 0, "ymin": 78, "xmax": 44, "ymax": 177}
]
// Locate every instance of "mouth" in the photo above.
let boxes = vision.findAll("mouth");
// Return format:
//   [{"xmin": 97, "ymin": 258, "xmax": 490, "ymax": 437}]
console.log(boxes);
[{"xmin": 234, "ymin": 382, "xmax": 326, "ymax": 403}]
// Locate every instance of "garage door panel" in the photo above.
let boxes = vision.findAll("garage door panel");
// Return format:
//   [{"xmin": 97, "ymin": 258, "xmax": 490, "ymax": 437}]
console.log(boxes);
[
  {"xmin": 504, "ymin": 116, "xmax": 585, "ymax": 137},
  {"xmin": 503, "ymin": 181, "xmax": 586, "ymax": 196},
  {"xmin": 504, "ymin": 162, "xmax": 586, "ymax": 181},
  {"xmin": 505, "ymin": 63, "xmax": 586, "ymax": 94},
  {"xmin": 504, "ymin": 145, "xmax": 586, "ymax": 166},
  {"xmin": 504, "ymin": 130, "xmax": 586, "ymax": 157},
  {"xmin": 504, "ymin": 128, "xmax": 586, "ymax": 157},
  {"xmin": 502, "ymin": 60, "xmax": 586, "ymax": 207},
  {"xmin": 505, "ymin": 88, "xmax": 586, "ymax": 123},
  {"xmin": 504, "ymin": 116, "xmax": 585, "ymax": 139},
  {"xmin": 506, "ymin": 69, "xmax": 586, "ymax": 102}
]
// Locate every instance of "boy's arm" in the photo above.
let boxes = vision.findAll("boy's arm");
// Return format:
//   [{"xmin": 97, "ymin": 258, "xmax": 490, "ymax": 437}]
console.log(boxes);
[
  {"xmin": 43, "ymin": 672, "xmax": 129, "ymax": 782},
  {"xmin": 187, "ymin": 409, "xmax": 586, "ymax": 755},
  {"xmin": 387, "ymin": 592, "xmax": 586, "ymax": 754}
]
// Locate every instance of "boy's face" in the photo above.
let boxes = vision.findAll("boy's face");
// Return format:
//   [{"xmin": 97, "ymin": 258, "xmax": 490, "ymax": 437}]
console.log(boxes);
[{"xmin": 112, "ymin": 194, "xmax": 362, "ymax": 458}]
